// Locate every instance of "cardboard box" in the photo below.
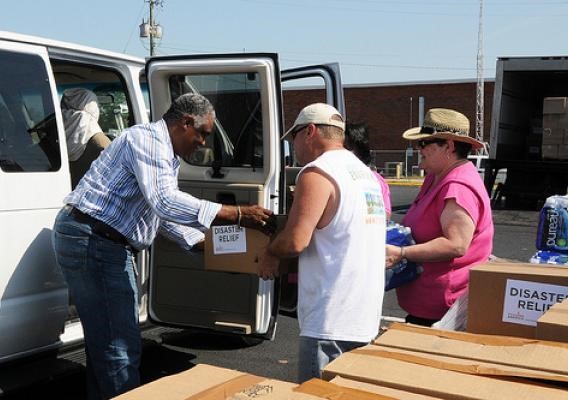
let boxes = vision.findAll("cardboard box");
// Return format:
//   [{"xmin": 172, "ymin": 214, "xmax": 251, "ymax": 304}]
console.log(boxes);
[
  {"xmin": 204, "ymin": 225, "xmax": 270, "ymax": 274},
  {"xmin": 329, "ymin": 376, "xmax": 443, "ymax": 400},
  {"xmin": 542, "ymin": 144, "xmax": 559, "ymax": 159},
  {"xmin": 543, "ymin": 97, "xmax": 568, "ymax": 114},
  {"xmin": 322, "ymin": 345, "xmax": 568, "ymax": 400},
  {"xmin": 204, "ymin": 215, "xmax": 296, "ymax": 274},
  {"xmin": 114, "ymin": 364, "xmax": 391, "ymax": 400},
  {"xmin": 467, "ymin": 262, "xmax": 568, "ymax": 338},
  {"xmin": 542, "ymin": 127, "xmax": 567, "ymax": 145},
  {"xmin": 295, "ymin": 378, "xmax": 410, "ymax": 400},
  {"xmin": 542, "ymin": 113, "xmax": 568, "ymax": 145},
  {"xmin": 373, "ymin": 323, "xmax": 568, "ymax": 380},
  {"xmin": 558, "ymin": 144, "xmax": 568, "ymax": 159},
  {"xmin": 537, "ymin": 298, "xmax": 568, "ymax": 342}
]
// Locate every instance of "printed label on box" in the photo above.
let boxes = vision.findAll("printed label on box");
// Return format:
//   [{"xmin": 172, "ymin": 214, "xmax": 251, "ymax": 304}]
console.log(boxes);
[
  {"xmin": 502, "ymin": 279, "xmax": 568, "ymax": 326},
  {"xmin": 212, "ymin": 225, "xmax": 247, "ymax": 255}
]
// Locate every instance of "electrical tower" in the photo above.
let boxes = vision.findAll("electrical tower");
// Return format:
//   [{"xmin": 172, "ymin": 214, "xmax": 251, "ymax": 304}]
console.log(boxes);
[
  {"xmin": 139, "ymin": 0, "xmax": 164, "ymax": 56},
  {"xmin": 475, "ymin": 0, "xmax": 487, "ymax": 154}
]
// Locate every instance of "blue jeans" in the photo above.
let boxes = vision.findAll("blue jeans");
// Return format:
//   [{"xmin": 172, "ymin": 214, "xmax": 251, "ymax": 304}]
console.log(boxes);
[
  {"xmin": 52, "ymin": 206, "xmax": 140, "ymax": 400},
  {"xmin": 297, "ymin": 336, "xmax": 366, "ymax": 383}
]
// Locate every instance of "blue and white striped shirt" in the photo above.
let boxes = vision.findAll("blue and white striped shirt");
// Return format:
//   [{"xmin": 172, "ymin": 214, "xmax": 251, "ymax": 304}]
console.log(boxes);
[{"xmin": 65, "ymin": 119, "xmax": 221, "ymax": 250}]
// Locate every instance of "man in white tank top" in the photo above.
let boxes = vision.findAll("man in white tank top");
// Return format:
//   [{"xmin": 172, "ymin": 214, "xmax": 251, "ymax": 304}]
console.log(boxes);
[{"xmin": 258, "ymin": 103, "xmax": 386, "ymax": 382}]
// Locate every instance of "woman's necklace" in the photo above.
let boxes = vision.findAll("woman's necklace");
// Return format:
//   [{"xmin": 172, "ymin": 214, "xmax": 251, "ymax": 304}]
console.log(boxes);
[{"xmin": 433, "ymin": 158, "xmax": 469, "ymax": 187}]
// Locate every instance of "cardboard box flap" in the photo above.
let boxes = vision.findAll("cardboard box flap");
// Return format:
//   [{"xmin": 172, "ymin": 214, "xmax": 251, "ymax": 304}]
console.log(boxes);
[
  {"xmin": 114, "ymin": 364, "xmax": 325, "ymax": 400},
  {"xmin": 538, "ymin": 304, "xmax": 568, "ymax": 324},
  {"xmin": 114, "ymin": 364, "xmax": 247, "ymax": 399},
  {"xmin": 322, "ymin": 351, "xmax": 568, "ymax": 400},
  {"xmin": 294, "ymin": 378, "xmax": 396, "ymax": 400},
  {"xmin": 373, "ymin": 323, "xmax": 568, "ymax": 376},
  {"xmin": 537, "ymin": 299, "xmax": 568, "ymax": 342},
  {"xmin": 355, "ymin": 345, "xmax": 568, "ymax": 384},
  {"xmin": 329, "ymin": 377, "xmax": 443, "ymax": 400}
]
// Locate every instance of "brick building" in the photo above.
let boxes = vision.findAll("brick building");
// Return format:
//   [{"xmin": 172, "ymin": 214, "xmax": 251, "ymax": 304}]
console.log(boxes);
[{"xmin": 283, "ymin": 79, "xmax": 495, "ymax": 174}]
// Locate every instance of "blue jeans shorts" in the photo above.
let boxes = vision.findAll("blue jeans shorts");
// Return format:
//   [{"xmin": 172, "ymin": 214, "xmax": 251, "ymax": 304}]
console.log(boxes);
[{"xmin": 298, "ymin": 336, "xmax": 366, "ymax": 383}]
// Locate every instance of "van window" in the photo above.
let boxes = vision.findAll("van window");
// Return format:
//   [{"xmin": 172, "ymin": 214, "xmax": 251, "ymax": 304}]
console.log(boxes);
[
  {"xmin": 54, "ymin": 62, "xmax": 135, "ymax": 139},
  {"xmin": 169, "ymin": 73, "xmax": 262, "ymax": 168},
  {"xmin": 0, "ymin": 50, "xmax": 61, "ymax": 172}
]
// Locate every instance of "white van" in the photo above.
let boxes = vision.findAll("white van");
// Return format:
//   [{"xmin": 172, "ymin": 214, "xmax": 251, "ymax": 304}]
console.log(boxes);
[{"xmin": 0, "ymin": 31, "xmax": 345, "ymax": 369}]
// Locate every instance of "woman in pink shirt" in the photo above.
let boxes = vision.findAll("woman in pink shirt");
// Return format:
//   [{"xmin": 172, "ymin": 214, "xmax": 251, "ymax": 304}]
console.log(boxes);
[{"xmin": 386, "ymin": 108, "xmax": 493, "ymax": 326}]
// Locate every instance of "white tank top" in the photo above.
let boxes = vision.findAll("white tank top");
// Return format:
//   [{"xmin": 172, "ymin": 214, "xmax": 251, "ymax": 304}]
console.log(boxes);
[{"xmin": 297, "ymin": 149, "xmax": 386, "ymax": 342}]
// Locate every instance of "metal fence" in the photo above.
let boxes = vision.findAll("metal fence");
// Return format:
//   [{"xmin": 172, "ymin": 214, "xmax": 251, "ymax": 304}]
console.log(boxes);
[{"xmin": 371, "ymin": 149, "xmax": 422, "ymax": 178}]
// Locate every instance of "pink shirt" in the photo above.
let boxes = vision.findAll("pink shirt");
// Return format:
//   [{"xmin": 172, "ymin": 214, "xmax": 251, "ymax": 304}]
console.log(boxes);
[
  {"xmin": 397, "ymin": 162, "xmax": 493, "ymax": 320},
  {"xmin": 373, "ymin": 171, "xmax": 391, "ymax": 215}
]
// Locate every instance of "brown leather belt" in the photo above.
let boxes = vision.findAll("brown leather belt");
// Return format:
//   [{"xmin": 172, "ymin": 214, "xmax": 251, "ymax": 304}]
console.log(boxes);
[{"xmin": 68, "ymin": 206, "xmax": 130, "ymax": 247}]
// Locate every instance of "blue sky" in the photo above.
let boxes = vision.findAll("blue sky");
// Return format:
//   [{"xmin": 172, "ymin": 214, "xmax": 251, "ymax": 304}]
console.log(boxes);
[{"xmin": 2, "ymin": 0, "xmax": 567, "ymax": 85}]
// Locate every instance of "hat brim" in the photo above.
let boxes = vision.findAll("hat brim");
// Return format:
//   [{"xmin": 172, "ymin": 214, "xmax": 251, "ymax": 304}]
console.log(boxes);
[
  {"xmin": 281, "ymin": 124, "xmax": 296, "ymax": 141},
  {"xmin": 402, "ymin": 127, "xmax": 484, "ymax": 150}
]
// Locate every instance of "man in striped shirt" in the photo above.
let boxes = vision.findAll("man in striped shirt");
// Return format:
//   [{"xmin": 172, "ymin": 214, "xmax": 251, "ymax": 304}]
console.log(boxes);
[{"xmin": 52, "ymin": 93, "xmax": 272, "ymax": 399}]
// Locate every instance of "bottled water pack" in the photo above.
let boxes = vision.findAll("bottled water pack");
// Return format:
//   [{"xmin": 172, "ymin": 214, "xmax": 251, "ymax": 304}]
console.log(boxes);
[
  {"xmin": 530, "ymin": 250, "xmax": 568, "ymax": 266},
  {"xmin": 385, "ymin": 221, "xmax": 423, "ymax": 291},
  {"xmin": 536, "ymin": 195, "xmax": 568, "ymax": 253}
]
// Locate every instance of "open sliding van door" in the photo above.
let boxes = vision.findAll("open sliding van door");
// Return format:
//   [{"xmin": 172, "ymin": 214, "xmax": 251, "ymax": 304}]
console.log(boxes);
[
  {"xmin": 277, "ymin": 63, "xmax": 346, "ymax": 314},
  {"xmin": 146, "ymin": 54, "xmax": 283, "ymax": 338},
  {"xmin": 281, "ymin": 63, "xmax": 345, "ymax": 118}
]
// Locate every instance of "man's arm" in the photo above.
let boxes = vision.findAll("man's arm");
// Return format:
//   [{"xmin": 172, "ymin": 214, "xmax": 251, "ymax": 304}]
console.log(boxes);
[{"xmin": 258, "ymin": 167, "xmax": 336, "ymax": 280}]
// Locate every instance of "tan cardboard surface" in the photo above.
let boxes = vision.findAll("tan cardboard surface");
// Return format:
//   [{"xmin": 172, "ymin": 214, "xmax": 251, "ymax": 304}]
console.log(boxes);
[
  {"xmin": 362, "ymin": 344, "xmax": 568, "ymax": 383},
  {"xmin": 294, "ymin": 378, "xmax": 396, "ymax": 400},
  {"xmin": 322, "ymin": 351, "xmax": 568, "ymax": 400},
  {"xmin": 204, "ymin": 226, "xmax": 269, "ymax": 274},
  {"xmin": 113, "ymin": 364, "xmax": 248, "ymax": 399},
  {"xmin": 204, "ymin": 215, "xmax": 295, "ymax": 274},
  {"xmin": 537, "ymin": 299, "xmax": 568, "ymax": 342},
  {"xmin": 114, "ymin": 364, "xmax": 323, "ymax": 400},
  {"xmin": 543, "ymin": 97, "xmax": 568, "ymax": 114},
  {"xmin": 330, "ymin": 376, "xmax": 443, "ymax": 400},
  {"xmin": 467, "ymin": 262, "xmax": 568, "ymax": 338},
  {"xmin": 373, "ymin": 323, "xmax": 568, "ymax": 376}
]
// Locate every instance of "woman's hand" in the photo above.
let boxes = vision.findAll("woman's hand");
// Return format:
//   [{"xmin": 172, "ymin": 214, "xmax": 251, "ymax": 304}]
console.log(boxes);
[{"xmin": 386, "ymin": 244, "xmax": 403, "ymax": 268}]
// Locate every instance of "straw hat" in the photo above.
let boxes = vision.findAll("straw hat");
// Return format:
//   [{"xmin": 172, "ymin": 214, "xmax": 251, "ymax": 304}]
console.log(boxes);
[{"xmin": 402, "ymin": 108, "xmax": 484, "ymax": 150}]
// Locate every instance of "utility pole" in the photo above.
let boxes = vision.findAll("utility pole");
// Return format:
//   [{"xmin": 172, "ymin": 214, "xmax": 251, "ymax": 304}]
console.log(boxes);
[
  {"xmin": 139, "ymin": 0, "xmax": 164, "ymax": 57},
  {"xmin": 475, "ymin": 0, "xmax": 486, "ymax": 154}
]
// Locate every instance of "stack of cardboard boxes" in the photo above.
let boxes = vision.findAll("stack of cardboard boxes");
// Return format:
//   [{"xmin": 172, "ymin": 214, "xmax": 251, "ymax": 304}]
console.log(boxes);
[
  {"xmin": 115, "ymin": 262, "xmax": 568, "ymax": 399},
  {"xmin": 113, "ymin": 363, "xmax": 422, "ymax": 399},
  {"xmin": 542, "ymin": 97, "xmax": 568, "ymax": 160},
  {"xmin": 322, "ymin": 323, "xmax": 568, "ymax": 399},
  {"xmin": 319, "ymin": 262, "xmax": 568, "ymax": 399}
]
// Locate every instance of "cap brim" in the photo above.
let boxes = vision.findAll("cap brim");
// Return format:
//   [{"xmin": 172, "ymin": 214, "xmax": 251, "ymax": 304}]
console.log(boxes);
[
  {"xmin": 281, "ymin": 124, "xmax": 298, "ymax": 141},
  {"xmin": 402, "ymin": 127, "xmax": 485, "ymax": 150}
]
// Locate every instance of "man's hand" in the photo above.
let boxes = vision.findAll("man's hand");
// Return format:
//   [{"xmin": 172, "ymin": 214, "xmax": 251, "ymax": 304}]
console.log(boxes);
[
  {"xmin": 257, "ymin": 249, "xmax": 280, "ymax": 280},
  {"xmin": 239, "ymin": 205, "xmax": 276, "ymax": 235}
]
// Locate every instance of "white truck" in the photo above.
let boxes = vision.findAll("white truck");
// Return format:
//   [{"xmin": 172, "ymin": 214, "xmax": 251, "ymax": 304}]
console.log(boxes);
[{"xmin": 0, "ymin": 30, "xmax": 345, "ymax": 386}]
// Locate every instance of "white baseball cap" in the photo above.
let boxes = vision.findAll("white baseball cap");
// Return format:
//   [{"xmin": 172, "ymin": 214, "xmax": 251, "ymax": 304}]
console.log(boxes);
[{"xmin": 282, "ymin": 103, "xmax": 345, "ymax": 140}]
